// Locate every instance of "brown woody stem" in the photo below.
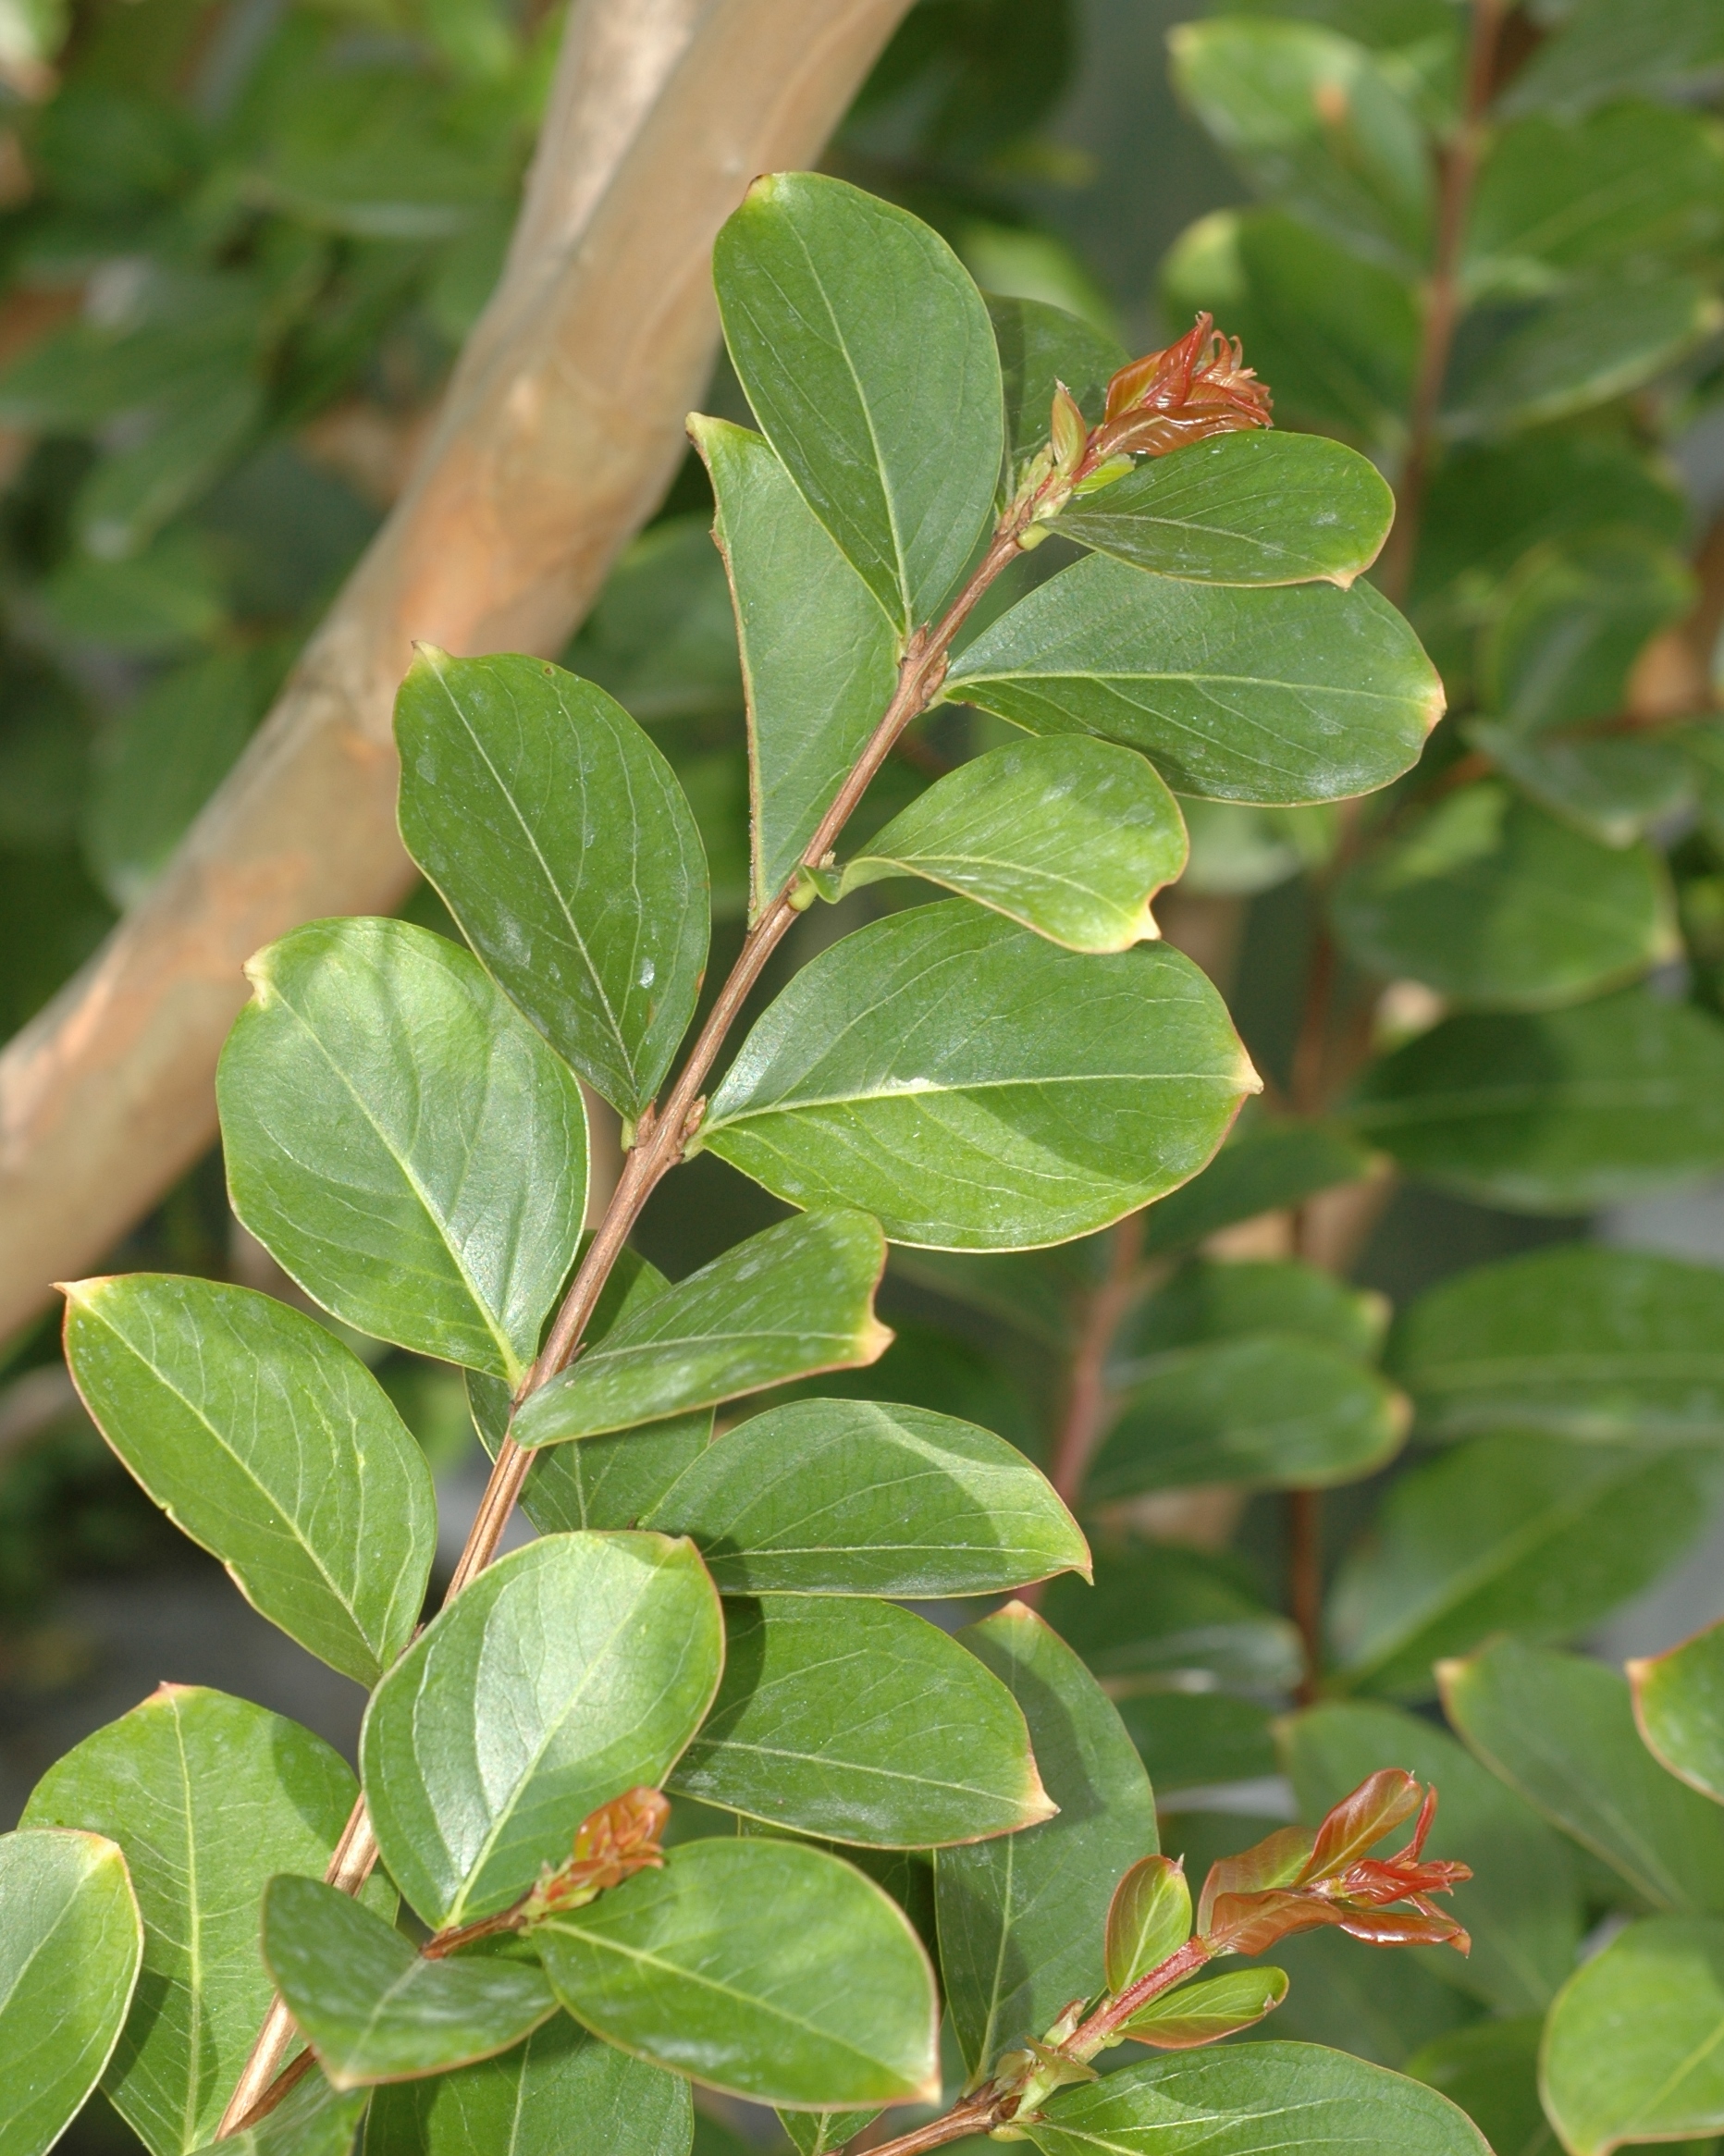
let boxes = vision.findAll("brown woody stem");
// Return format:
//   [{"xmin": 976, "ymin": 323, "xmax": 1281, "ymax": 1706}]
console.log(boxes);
[
  {"xmin": 1068, "ymin": 1935, "xmax": 1213, "ymax": 2056},
  {"xmin": 863, "ymin": 2097, "xmax": 1008, "ymax": 2156}
]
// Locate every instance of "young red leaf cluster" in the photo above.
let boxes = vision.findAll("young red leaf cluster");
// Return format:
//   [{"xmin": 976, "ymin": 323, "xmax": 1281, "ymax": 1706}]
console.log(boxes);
[
  {"xmin": 1094, "ymin": 313, "xmax": 1273, "ymax": 461},
  {"xmin": 523, "ymin": 1784, "xmax": 671, "ymax": 1920}
]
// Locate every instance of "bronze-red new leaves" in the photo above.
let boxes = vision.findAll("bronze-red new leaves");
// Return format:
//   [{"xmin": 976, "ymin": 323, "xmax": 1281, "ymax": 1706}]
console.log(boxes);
[
  {"xmin": 1096, "ymin": 314, "xmax": 1272, "ymax": 462},
  {"xmin": 523, "ymin": 1784, "xmax": 671, "ymax": 1922},
  {"xmin": 1197, "ymin": 1769, "xmax": 1471, "ymax": 1959}
]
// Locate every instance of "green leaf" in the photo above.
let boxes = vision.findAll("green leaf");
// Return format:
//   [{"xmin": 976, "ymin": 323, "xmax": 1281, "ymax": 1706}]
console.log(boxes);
[
  {"xmin": 1406, "ymin": 2018, "xmax": 1554, "ymax": 2156},
  {"xmin": 1088, "ymin": 1337, "xmax": 1407, "ymax": 1497},
  {"xmin": 1056, "ymin": 431, "xmax": 1394, "ymax": 589},
  {"xmin": 1023, "ymin": 2044, "xmax": 1490, "ymax": 2156},
  {"xmin": 0, "ymin": 1830, "xmax": 142, "ymax": 2156},
  {"xmin": 22, "ymin": 1685, "xmax": 387, "ymax": 2156},
  {"xmin": 1113, "ymin": 1694, "xmax": 1278, "ymax": 1796},
  {"xmin": 562, "ymin": 514, "xmax": 742, "ymax": 725},
  {"xmin": 1632, "ymin": 1620, "xmax": 1724, "ymax": 1808},
  {"xmin": 536, "ymin": 1836, "xmax": 939, "ymax": 2107},
  {"xmin": 395, "ymin": 649, "xmax": 708, "ymax": 1117},
  {"xmin": 217, "ymin": 917, "xmax": 588, "ymax": 1380},
  {"xmin": 1388, "ymin": 1245, "xmax": 1724, "ymax": 1448},
  {"xmin": 62, "ymin": 1275, "xmax": 435, "ymax": 1685},
  {"xmin": 1178, "ymin": 798, "xmax": 1339, "ymax": 897},
  {"xmin": 1330, "ymin": 1436, "xmax": 1716, "ymax": 1698},
  {"xmin": 1331, "ymin": 782, "xmax": 1677, "ymax": 1010},
  {"xmin": 1446, "ymin": 277, "xmax": 1723, "ymax": 437},
  {"xmin": 1542, "ymin": 1916, "xmax": 1724, "ymax": 2156},
  {"xmin": 1115, "ymin": 1967, "xmax": 1287, "ymax": 2049},
  {"xmin": 1499, "ymin": 0, "xmax": 1724, "ymax": 118},
  {"xmin": 1140, "ymin": 1119, "xmax": 1376, "ymax": 1257},
  {"xmin": 668, "ymin": 1594, "xmax": 1052, "ymax": 1847},
  {"xmin": 713, "ymin": 171, "xmax": 1003, "ymax": 634},
  {"xmin": 191, "ymin": 2068, "xmax": 368, "ymax": 2156},
  {"xmin": 365, "ymin": 2015, "xmax": 692, "ymax": 2156},
  {"xmin": 702, "ymin": 902, "xmax": 1257, "ymax": 1250},
  {"xmin": 1131, "ymin": 1258, "xmax": 1387, "ymax": 1360},
  {"xmin": 1106, "ymin": 1856, "xmax": 1193, "ymax": 1993},
  {"xmin": 1440, "ymin": 1639, "xmax": 1724, "ymax": 1915},
  {"xmin": 1168, "ymin": 18, "xmax": 1431, "ymax": 270},
  {"xmin": 1041, "ymin": 1539, "xmax": 1302, "ymax": 1694},
  {"xmin": 777, "ymin": 2110, "xmax": 879, "ymax": 2156},
  {"xmin": 835, "ymin": 736, "xmax": 1187, "ymax": 952},
  {"xmin": 988, "ymin": 295, "xmax": 1127, "ymax": 471},
  {"xmin": 1347, "ymin": 989, "xmax": 1724, "ymax": 1213},
  {"xmin": 1250, "ymin": 1925, "xmax": 1475, "ymax": 2066},
  {"xmin": 512, "ymin": 1212, "xmax": 891, "ymax": 1447},
  {"xmin": 692, "ymin": 419, "xmax": 901, "ymax": 920},
  {"xmin": 1466, "ymin": 105, "xmax": 1724, "ymax": 300},
  {"xmin": 641, "ymin": 1397, "xmax": 1087, "ymax": 1596},
  {"xmin": 262, "ymin": 1876, "xmax": 555, "ymax": 2088},
  {"xmin": 1280, "ymin": 1701, "xmax": 1580, "ymax": 2014},
  {"xmin": 1472, "ymin": 723, "xmax": 1693, "ymax": 850},
  {"xmin": 362, "ymin": 1533, "xmax": 723, "ymax": 1929},
  {"xmin": 936, "ymin": 1602, "xmax": 1158, "ymax": 2076},
  {"xmin": 946, "ymin": 556, "xmax": 1442, "ymax": 805}
]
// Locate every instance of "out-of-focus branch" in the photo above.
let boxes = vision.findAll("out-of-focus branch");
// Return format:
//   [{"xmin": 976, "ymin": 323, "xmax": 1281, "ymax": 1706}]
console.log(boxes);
[{"xmin": 0, "ymin": 0, "xmax": 915, "ymax": 1342}]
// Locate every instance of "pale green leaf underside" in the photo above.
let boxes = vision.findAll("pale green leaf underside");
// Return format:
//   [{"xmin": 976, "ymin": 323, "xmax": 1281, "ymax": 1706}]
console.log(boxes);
[
  {"xmin": 362, "ymin": 1532, "xmax": 723, "ymax": 1929},
  {"xmin": 703, "ymin": 902, "xmax": 1257, "ymax": 1250},
  {"xmin": 512, "ymin": 1211, "xmax": 891, "ymax": 1447},
  {"xmin": 396, "ymin": 649, "xmax": 708, "ymax": 1117},
  {"xmin": 642, "ymin": 1396, "xmax": 1088, "ymax": 1597},
  {"xmin": 838, "ymin": 735, "xmax": 1187, "ymax": 953},
  {"xmin": 947, "ymin": 557, "xmax": 1443, "ymax": 804},
  {"xmin": 0, "ymin": 1829, "xmax": 141, "ymax": 2156},
  {"xmin": 64, "ymin": 1274, "xmax": 435, "ymax": 1684},
  {"xmin": 536, "ymin": 1836, "xmax": 939, "ymax": 2109},
  {"xmin": 218, "ymin": 916, "xmax": 587, "ymax": 1381},
  {"xmin": 669, "ymin": 1594, "xmax": 1052, "ymax": 1847}
]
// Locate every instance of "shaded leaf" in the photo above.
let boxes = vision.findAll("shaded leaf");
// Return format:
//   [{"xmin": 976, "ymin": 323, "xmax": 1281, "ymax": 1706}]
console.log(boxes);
[
  {"xmin": 1113, "ymin": 1693, "xmax": 1279, "ymax": 1797},
  {"xmin": 947, "ymin": 555, "xmax": 1442, "ymax": 804},
  {"xmin": 641, "ymin": 1397, "xmax": 1087, "ymax": 1597},
  {"xmin": 1140, "ymin": 1119, "xmax": 1376, "ymax": 1257},
  {"xmin": 702, "ymin": 902, "xmax": 1256, "ymax": 1250},
  {"xmin": 1472, "ymin": 723, "xmax": 1693, "ymax": 850},
  {"xmin": 1500, "ymin": 0, "xmax": 1724, "ymax": 117},
  {"xmin": 63, "ymin": 1275, "xmax": 435, "ymax": 1684},
  {"xmin": 1632, "ymin": 1619, "xmax": 1724, "ymax": 1808},
  {"xmin": 989, "ymin": 295, "xmax": 1126, "ymax": 470},
  {"xmin": 1405, "ymin": 2018, "xmax": 1555, "ymax": 2156},
  {"xmin": 362, "ymin": 1533, "xmax": 723, "ymax": 1928},
  {"xmin": 191, "ymin": 2068, "xmax": 367, "ymax": 2156},
  {"xmin": 536, "ymin": 1836, "xmax": 939, "ymax": 2107},
  {"xmin": 1041, "ymin": 1538, "xmax": 1302, "ymax": 1694},
  {"xmin": 714, "ymin": 171, "xmax": 1003, "ymax": 634},
  {"xmin": 777, "ymin": 2110, "xmax": 878, "ymax": 2156},
  {"xmin": 1129, "ymin": 1259, "xmax": 1387, "ymax": 1361},
  {"xmin": 218, "ymin": 917, "xmax": 587, "ymax": 1380},
  {"xmin": 513, "ymin": 1212, "xmax": 891, "ymax": 1447},
  {"xmin": 936, "ymin": 1603, "xmax": 1158, "ymax": 2076},
  {"xmin": 395, "ymin": 649, "xmax": 708, "ymax": 1117},
  {"xmin": 670, "ymin": 1594, "xmax": 1051, "ymax": 1847}
]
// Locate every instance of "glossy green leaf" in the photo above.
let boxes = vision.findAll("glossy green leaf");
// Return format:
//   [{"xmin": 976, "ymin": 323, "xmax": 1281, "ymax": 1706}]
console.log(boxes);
[
  {"xmin": 713, "ymin": 171, "xmax": 1003, "ymax": 634},
  {"xmin": 1406, "ymin": 2018, "xmax": 1555, "ymax": 2156},
  {"xmin": 1041, "ymin": 1538, "xmax": 1302, "ymax": 1694},
  {"xmin": 1440, "ymin": 1639, "xmax": 1724, "ymax": 1914},
  {"xmin": 989, "ymin": 295, "xmax": 1126, "ymax": 470},
  {"xmin": 1056, "ymin": 431, "xmax": 1393, "ymax": 588},
  {"xmin": 702, "ymin": 902, "xmax": 1256, "ymax": 1250},
  {"xmin": 1632, "ymin": 1620, "xmax": 1724, "ymax": 1808},
  {"xmin": 1348, "ymin": 990, "xmax": 1724, "ymax": 1213},
  {"xmin": 1331, "ymin": 1436, "xmax": 1716, "ymax": 1698},
  {"xmin": 1446, "ymin": 277, "xmax": 1722, "ymax": 437},
  {"xmin": 947, "ymin": 556, "xmax": 1442, "ymax": 804},
  {"xmin": 1467, "ymin": 105, "xmax": 1724, "ymax": 300},
  {"xmin": 217, "ymin": 917, "xmax": 587, "ymax": 1380},
  {"xmin": 669, "ymin": 1594, "xmax": 1051, "ymax": 1847},
  {"xmin": 1106, "ymin": 1856, "xmax": 1192, "ymax": 1992},
  {"xmin": 641, "ymin": 1397, "xmax": 1087, "ymax": 1596},
  {"xmin": 62, "ymin": 1275, "xmax": 435, "ymax": 1684},
  {"xmin": 776, "ymin": 2110, "xmax": 878, "ymax": 2156},
  {"xmin": 1281, "ymin": 1701, "xmax": 1579, "ymax": 2013},
  {"xmin": 1130, "ymin": 1258, "xmax": 1387, "ymax": 1361},
  {"xmin": 395, "ymin": 649, "xmax": 708, "ymax": 1116},
  {"xmin": 693, "ymin": 418, "xmax": 900, "ymax": 919},
  {"xmin": 1118, "ymin": 1967, "xmax": 1288, "ymax": 2048},
  {"xmin": 835, "ymin": 736, "xmax": 1186, "ymax": 952},
  {"xmin": 362, "ymin": 1533, "xmax": 723, "ymax": 1928},
  {"xmin": 1389, "ymin": 1245, "xmax": 1724, "ymax": 1448},
  {"xmin": 262, "ymin": 1876, "xmax": 555, "ymax": 2088},
  {"xmin": 536, "ymin": 1835, "xmax": 939, "ymax": 2107},
  {"xmin": 365, "ymin": 2015, "xmax": 692, "ymax": 2156},
  {"xmin": 191, "ymin": 2068, "xmax": 368, "ymax": 2156},
  {"xmin": 1331, "ymin": 783, "xmax": 1676, "ymax": 1010},
  {"xmin": 1024, "ymin": 2044, "xmax": 1490, "ymax": 2156},
  {"xmin": 1543, "ymin": 1916, "xmax": 1724, "ymax": 2156},
  {"xmin": 1500, "ymin": 0, "xmax": 1724, "ymax": 118},
  {"xmin": 0, "ymin": 1830, "xmax": 142, "ymax": 2156},
  {"xmin": 22, "ymin": 1685, "xmax": 387, "ymax": 2156},
  {"xmin": 1472, "ymin": 723, "xmax": 1693, "ymax": 850},
  {"xmin": 1140, "ymin": 1119, "xmax": 1376, "ymax": 1257},
  {"xmin": 937, "ymin": 1602, "xmax": 1158, "ymax": 2075},
  {"xmin": 1169, "ymin": 18, "xmax": 1430, "ymax": 270},
  {"xmin": 513, "ymin": 1212, "xmax": 891, "ymax": 1446},
  {"xmin": 1088, "ymin": 1337, "xmax": 1407, "ymax": 1497}
]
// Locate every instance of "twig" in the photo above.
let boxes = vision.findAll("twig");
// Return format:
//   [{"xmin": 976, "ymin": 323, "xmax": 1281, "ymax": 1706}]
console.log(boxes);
[
  {"xmin": 1047, "ymin": 1214, "xmax": 1149, "ymax": 1509},
  {"xmin": 1287, "ymin": 1487, "xmax": 1324, "ymax": 1705}
]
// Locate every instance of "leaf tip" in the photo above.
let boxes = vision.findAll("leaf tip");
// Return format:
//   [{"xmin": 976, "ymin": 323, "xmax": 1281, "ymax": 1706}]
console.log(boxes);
[
  {"xmin": 55, "ymin": 1276, "xmax": 103, "ymax": 1306},
  {"xmin": 858, "ymin": 1316, "xmax": 895, "ymax": 1365}
]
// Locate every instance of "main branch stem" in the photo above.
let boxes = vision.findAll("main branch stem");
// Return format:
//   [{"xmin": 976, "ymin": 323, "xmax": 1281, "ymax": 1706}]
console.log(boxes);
[{"xmin": 218, "ymin": 512, "xmax": 1029, "ymax": 2134}]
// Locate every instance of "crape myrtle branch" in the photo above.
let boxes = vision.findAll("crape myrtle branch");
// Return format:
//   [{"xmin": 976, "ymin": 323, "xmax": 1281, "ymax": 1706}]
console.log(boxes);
[
  {"xmin": 866, "ymin": 1771, "xmax": 1470, "ymax": 2156},
  {"xmin": 218, "ymin": 319, "xmax": 1274, "ymax": 2130}
]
